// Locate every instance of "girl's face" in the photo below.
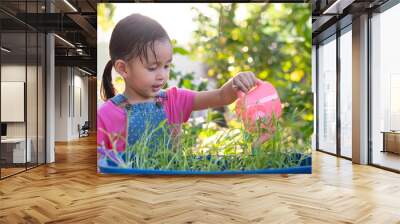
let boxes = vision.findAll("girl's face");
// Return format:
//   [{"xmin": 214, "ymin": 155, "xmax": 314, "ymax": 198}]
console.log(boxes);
[{"xmin": 123, "ymin": 39, "xmax": 173, "ymax": 99}]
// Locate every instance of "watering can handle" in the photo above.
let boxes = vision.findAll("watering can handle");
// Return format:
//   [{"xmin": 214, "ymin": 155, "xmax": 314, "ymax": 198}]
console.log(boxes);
[{"xmin": 236, "ymin": 79, "xmax": 263, "ymax": 98}]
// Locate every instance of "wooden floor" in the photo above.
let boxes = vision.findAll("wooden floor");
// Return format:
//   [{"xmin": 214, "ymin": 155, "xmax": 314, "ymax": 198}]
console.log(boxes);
[
  {"xmin": 373, "ymin": 150, "xmax": 400, "ymax": 171},
  {"xmin": 1, "ymin": 163, "xmax": 45, "ymax": 178},
  {"xmin": 0, "ymin": 134, "xmax": 400, "ymax": 223},
  {"xmin": 1, "ymin": 167, "xmax": 26, "ymax": 178}
]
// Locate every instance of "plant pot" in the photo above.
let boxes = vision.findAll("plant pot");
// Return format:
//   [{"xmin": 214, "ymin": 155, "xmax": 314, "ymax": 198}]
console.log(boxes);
[{"xmin": 97, "ymin": 152, "xmax": 311, "ymax": 175}]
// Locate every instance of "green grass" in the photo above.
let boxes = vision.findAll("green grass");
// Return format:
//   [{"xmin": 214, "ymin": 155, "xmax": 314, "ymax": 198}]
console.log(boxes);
[{"xmin": 99, "ymin": 108, "xmax": 311, "ymax": 171}]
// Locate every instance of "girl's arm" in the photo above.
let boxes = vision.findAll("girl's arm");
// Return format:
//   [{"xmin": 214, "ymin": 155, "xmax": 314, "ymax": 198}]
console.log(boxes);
[{"xmin": 192, "ymin": 71, "xmax": 259, "ymax": 111}]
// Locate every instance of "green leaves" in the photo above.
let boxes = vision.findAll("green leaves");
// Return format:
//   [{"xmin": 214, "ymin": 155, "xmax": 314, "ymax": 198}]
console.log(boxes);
[
  {"xmin": 173, "ymin": 46, "xmax": 189, "ymax": 56},
  {"xmin": 189, "ymin": 3, "xmax": 312, "ymax": 142},
  {"xmin": 102, "ymin": 107, "xmax": 311, "ymax": 171},
  {"xmin": 98, "ymin": 3, "xmax": 116, "ymax": 32}
]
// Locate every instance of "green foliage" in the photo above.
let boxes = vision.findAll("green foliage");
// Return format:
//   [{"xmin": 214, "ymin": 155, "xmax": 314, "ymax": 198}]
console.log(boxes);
[
  {"xmin": 168, "ymin": 70, "xmax": 208, "ymax": 92},
  {"xmin": 166, "ymin": 39, "xmax": 209, "ymax": 92},
  {"xmin": 97, "ymin": 3, "xmax": 313, "ymax": 150},
  {"xmin": 99, "ymin": 108, "xmax": 311, "ymax": 171},
  {"xmin": 98, "ymin": 3, "xmax": 116, "ymax": 32},
  {"xmin": 189, "ymin": 3, "xmax": 313, "ymax": 141}
]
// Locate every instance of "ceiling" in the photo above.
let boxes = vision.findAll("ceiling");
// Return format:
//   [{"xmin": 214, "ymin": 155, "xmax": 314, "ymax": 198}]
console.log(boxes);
[
  {"xmin": 312, "ymin": 0, "xmax": 389, "ymax": 44},
  {"xmin": 0, "ymin": 0, "xmax": 97, "ymax": 75},
  {"xmin": 6, "ymin": 0, "xmax": 393, "ymax": 72}
]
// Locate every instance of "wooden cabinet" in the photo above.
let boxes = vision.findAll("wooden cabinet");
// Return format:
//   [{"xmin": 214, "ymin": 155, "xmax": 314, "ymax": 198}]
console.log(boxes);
[{"xmin": 382, "ymin": 132, "xmax": 400, "ymax": 154}]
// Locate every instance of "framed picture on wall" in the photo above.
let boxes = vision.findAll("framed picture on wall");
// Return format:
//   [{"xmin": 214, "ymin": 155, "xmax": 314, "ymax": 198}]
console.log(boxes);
[{"xmin": 1, "ymin": 81, "xmax": 25, "ymax": 122}]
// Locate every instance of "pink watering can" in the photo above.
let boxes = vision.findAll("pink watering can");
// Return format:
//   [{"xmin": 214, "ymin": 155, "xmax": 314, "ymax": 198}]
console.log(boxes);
[{"xmin": 235, "ymin": 80, "xmax": 282, "ymax": 144}]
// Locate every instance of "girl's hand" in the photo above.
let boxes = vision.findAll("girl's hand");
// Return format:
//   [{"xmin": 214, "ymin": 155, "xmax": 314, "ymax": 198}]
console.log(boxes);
[
  {"xmin": 232, "ymin": 71, "xmax": 259, "ymax": 93},
  {"xmin": 192, "ymin": 71, "xmax": 260, "ymax": 111}
]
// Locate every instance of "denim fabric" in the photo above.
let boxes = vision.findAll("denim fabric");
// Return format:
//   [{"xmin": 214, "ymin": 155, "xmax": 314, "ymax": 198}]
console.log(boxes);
[{"xmin": 110, "ymin": 91, "xmax": 169, "ymax": 150}]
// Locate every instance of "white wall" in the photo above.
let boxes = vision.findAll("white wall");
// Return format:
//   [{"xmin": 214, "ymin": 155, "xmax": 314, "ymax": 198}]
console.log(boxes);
[
  {"xmin": 72, "ymin": 71, "xmax": 89, "ymax": 138},
  {"xmin": 1, "ymin": 64, "xmax": 46, "ymax": 164},
  {"xmin": 1, "ymin": 65, "xmax": 26, "ymax": 141},
  {"xmin": 55, "ymin": 67, "xmax": 89, "ymax": 141},
  {"xmin": 55, "ymin": 66, "xmax": 68, "ymax": 141},
  {"xmin": 1, "ymin": 65, "xmax": 32, "ymax": 137}
]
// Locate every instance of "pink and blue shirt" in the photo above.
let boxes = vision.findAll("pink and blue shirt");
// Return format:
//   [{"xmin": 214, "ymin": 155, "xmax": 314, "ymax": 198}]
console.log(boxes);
[{"xmin": 97, "ymin": 87, "xmax": 196, "ymax": 152}]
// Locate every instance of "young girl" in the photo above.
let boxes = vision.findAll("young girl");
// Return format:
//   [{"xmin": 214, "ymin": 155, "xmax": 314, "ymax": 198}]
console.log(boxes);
[{"xmin": 98, "ymin": 13, "xmax": 259, "ymax": 153}]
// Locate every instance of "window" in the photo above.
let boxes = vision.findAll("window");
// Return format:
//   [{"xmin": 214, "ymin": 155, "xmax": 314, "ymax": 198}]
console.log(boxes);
[
  {"xmin": 317, "ymin": 36, "xmax": 337, "ymax": 154},
  {"xmin": 0, "ymin": 1, "xmax": 47, "ymax": 179},
  {"xmin": 339, "ymin": 28, "xmax": 352, "ymax": 158},
  {"xmin": 371, "ymin": 3, "xmax": 400, "ymax": 171}
]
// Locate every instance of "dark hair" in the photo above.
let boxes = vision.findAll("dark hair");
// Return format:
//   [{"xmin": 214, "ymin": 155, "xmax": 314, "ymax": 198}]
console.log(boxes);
[{"xmin": 101, "ymin": 13, "xmax": 170, "ymax": 101}]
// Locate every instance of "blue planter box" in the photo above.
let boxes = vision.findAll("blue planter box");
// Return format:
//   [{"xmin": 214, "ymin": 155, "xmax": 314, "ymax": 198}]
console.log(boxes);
[{"xmin": 98, "ymin": 153, "xmax": 312, "ymax": 175}]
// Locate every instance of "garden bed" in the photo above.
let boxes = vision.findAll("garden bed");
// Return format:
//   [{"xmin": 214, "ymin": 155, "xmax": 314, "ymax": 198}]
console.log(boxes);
[
  {"xmin": 98, "ymin": 153, "xmax": 311, "ymax": 175},
  {"xmin": 97, "ymin": 110, "xmax": 312, "ymax": 175}
]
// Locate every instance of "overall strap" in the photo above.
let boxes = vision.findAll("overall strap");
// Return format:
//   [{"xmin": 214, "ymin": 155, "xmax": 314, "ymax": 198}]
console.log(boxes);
[
  {"xmin": 111, "ymin": 91, "xmax": 167, "ymax": 107},
  {"xmin": 110, "ymin": 94, "xmax": 128, "ymax": 106},
  {"xmin": 158, "ymin": 90, "xmax": 166, "ymax": 98}
]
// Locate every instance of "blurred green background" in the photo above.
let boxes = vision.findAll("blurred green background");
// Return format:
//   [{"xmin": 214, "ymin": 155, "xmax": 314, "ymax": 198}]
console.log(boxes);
[{"xmin": 98, "ymin": 3, "xmax": 312, "ymax": 148}]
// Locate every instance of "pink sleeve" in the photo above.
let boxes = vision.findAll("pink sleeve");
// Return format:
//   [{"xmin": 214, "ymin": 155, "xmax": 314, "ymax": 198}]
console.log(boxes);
[
  {"xmin": 164, "ymin": 87, "xmax": 196, "ymax": 124},
  {"xmin": 97, "ymin": 112, "xmax": 106, "ymax": 147},
  {"xmin": 97, "ymin": 101, "xmax": 127, "ymax": 152}
]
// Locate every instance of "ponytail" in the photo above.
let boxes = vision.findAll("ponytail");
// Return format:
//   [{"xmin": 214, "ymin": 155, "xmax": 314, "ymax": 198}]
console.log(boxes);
[{"xmin": 101, "ymin": 60, "xmax": 116, "ymax": 101}]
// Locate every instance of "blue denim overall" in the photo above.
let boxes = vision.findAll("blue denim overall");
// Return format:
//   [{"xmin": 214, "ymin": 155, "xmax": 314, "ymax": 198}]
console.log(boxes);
[{"xmin": 110, "ymin": 91, "xmax": 170, "ymax": 155}]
